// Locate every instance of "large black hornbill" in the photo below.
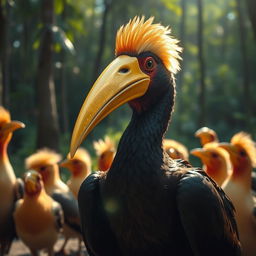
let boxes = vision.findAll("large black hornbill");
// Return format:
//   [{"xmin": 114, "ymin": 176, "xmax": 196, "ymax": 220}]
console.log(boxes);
[{"xmin": 70, "ymin": 17, "xmax": 241, "ymax": 256}]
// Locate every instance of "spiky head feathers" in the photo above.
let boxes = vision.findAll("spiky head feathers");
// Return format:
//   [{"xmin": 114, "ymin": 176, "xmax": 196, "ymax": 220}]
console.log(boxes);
[
  {"xmin": 93, "ymin": 136, "xmax": 115, "ymax": 156},
  {"xmin": 231, "ymin": 132, "xmax": 256, "ymax": 167},
  {"xmin": 115, "ymin": 16, "xmax": 182, "ymax": 74},
  {"xmin": 25, "ymin": 148, "xmax": 62, "ymax": 169}
]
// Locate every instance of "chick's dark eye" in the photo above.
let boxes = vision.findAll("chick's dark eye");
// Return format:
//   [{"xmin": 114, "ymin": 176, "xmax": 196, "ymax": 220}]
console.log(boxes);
[
  {"xmin": 211, "ymin": 153, "xmax": 219, "ymax": 158},
  {"xmin": 144, "ymin": 57, "xmax": 155, "ymax": 71},
  {"xmin": 40, "ymin": 166, "xmax": 46, "ymax": 171},
  {"xmin": 73, "ymin": 160, "xmax": 79, "ymax": 165},
  {"xmin": 239, "ymin": 150, "xmax": 247, "ymax": 157}
]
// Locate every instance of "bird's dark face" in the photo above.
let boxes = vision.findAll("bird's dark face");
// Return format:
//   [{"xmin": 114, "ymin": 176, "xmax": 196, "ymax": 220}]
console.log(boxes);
[
  {"xmin": 70, "ymin": 53, "xmax": 172, "ymax": 156},
  {"xmin": 128, "ymin": 52, "xmax": 172, "ymax": 113}
]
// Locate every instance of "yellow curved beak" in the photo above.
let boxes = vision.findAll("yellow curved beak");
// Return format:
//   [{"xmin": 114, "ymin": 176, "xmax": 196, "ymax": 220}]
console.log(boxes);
[{"xmin": 70, "ymin": 55, "xmax": 150, "ymax": 157}]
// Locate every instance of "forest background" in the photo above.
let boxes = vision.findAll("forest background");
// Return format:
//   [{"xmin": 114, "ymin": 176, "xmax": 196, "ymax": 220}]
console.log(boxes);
[{"xmin": 0, "ymin": 0, "xmax": 255, "ymax": 176}]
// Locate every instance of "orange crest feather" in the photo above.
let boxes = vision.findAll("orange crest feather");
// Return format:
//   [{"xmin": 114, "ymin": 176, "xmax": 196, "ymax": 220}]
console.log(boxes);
[
  {"xmin": 115, "ymin": 16, "xmax": 182, "ymax": 74},
  {"xmin": 93, "ymin": 136, "xmax": 115, "ymax": 156},
  {"xmin": 25, "ymin": 148, "xmax": 62, "ymax": 169}
]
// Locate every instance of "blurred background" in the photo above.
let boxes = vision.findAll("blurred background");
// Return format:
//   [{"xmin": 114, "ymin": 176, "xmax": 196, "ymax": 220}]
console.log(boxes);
[{"xmin": 0, "ymin": 0, "xmax": 255, "ymax": 176}]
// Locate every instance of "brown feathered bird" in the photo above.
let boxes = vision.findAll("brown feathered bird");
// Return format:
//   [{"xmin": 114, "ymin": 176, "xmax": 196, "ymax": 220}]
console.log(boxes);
[
  {"xmin": 25, "ymin": 149, "xmax": 82, "ymax": 255},
  {"xmin": 163, "ymin": 139, "xmax": 189, "ymax": 161},
  {"xmin": 219, "ymin": 132, "xmax": 256, "ymax": 256},
  {"xmin": 93, "ymin": 136, "xmax": 115, "ymax": 171},
  {"xmin": 60, "ymin": 148, "xmax": 91, "ymax": 198},
  {"xmin": 190, "ymin": 142, "xmax": 232, "ymax": 186},
  {"xmin": 0, "ymin": 106, "xmax": 25, "ymax": 255},
  {"xmin": 70, "ymin": 16, "xmax": 241, "ymax": 255},
  {"xmin": 195, "ymin": 127, "xmax": 218, "ymax": 146},
  {"xmin": 13, "ymin": 171, "xmax": 64, "ymax": 256}
]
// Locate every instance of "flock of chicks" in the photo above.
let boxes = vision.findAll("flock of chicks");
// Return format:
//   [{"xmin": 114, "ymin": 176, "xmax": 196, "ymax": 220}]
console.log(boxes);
[
  {"xmin": 0, "ymin": 105, "xmax": 256, "ymax": 256},
  {"xmin": 0, "ymin": 106, "xmax": 114, "ymax": 256}
]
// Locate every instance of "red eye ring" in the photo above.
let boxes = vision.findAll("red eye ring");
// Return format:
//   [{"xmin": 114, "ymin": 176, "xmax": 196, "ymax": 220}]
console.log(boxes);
[{"xmin": 144, "ymin": 57, "xmax": 156, "ymax": 72}]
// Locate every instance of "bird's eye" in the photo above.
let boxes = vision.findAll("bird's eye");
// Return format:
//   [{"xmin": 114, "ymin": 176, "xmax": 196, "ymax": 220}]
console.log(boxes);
[
  {"xmin": 73, "ymin": 160, "xmax": 79, "ymax": 165},
  {"xmin": 239, "ymin": 150, "xmax": 247, "ymax": 157},
  {"xmin": 40, "ymin": 166, "xmax": 47, "ymax": 171},
  {"xmin": 211, "ymin": 153, "xmax": 219, "ymax": 158},
  {"xmin": 144, "ymin": 57, "xmax": 156, "ymax": 72}
]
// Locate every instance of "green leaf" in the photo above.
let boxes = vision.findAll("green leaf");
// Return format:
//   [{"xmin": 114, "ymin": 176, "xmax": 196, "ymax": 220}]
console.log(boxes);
[
  {"xmin": 55, "ymin": 0, "xmax": 64, "ymax": 14},
  {"xmin": 33, "ymin": 39, "xmax": 40, "ymax": 50},
  {"xmin": 160, "ymin": 0, "xmax": 181, "ymax": 16}
]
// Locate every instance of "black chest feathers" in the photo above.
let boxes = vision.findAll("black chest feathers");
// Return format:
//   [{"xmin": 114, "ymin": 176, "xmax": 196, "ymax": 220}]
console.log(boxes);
[{"xmin": 101, "ymin": 170, "xmax": 192, "ymax": 256}]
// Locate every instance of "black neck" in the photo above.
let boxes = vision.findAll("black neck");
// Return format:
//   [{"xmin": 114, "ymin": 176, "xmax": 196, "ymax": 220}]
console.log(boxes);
[{"xmin": 108, "ymin": 85, "xmax": 175, "ymax": 178}]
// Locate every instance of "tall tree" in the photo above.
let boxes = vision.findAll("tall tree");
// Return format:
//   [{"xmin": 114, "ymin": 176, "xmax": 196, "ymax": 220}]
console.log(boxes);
[
  {"xmin": 59, "ymin": 0, "xmax": 69, "ymax": 134},
  {"xmin": 91, "ymin": 0, "xmax": 112, "ymax": 82},
  {"xmin": 245, "ymin": 0, "xmax": 256, "ymax": 40},
  {"xmin": 36, "ymin": 0, "xmax": 59, "ymax": 150},
  {"xmin": 236, "ymin": 0, "xmax": 251, "ymax": 129},
  {"xmin": 0, "ymin": 0, "xmax": 11, "ymax": 107},
  {"xmin": 0, "ymin": 0, "xmax": 3, "ymax": 105},
  {"xmin": 177, "ymin": 0, "xmax": 187, "ymax": 90},
  {"xmin": 197, "ymin": 0, "xmax": 206, "ymax": 126}
]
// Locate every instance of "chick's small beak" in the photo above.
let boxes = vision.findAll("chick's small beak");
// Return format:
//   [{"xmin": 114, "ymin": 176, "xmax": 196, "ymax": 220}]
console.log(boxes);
[
  {"xmin": 25, "ymin": 177, "xmax": 38, "ymax": 193},
  {"xmin": 59, "ymin": 159, "xmax": 71, "ymax": 169},
  {"xmin": 190, "ymin": 148, "xmax": 208, "ymax": 159},
  {"xmin": 3, "ymin": 121, "xmax": 25, "ymax": 135},
  {"xmin": 70, "ymin": 55, "xmax": 150, "ymax": 157}
]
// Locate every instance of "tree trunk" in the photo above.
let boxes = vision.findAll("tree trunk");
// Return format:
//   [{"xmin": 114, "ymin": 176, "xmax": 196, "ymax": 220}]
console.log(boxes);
[
  {"xmin": 177, "ymin": 0, "xmax": 187, "ymax": 90},
  {"xmin": 236, "ymin": 0, "xmax": 251, "ymax": 129},
  {"xmin": 0, "ymin": 0, "xmax": 10, "ymax": 107},
  {"xmin": 246, "ymin": 0, "xmax": 256, "ymax": 40},
  {"xmin": 59, "ymin": 0, "xmax": 69, "ymax": 134},
  {"xmin": 36, "ymin": 0, "xmax": 59, "ymax": 150},
  {"xmin": 197, "ymin": 0, "xmax": 206, "ymax": 127},
  {"xmin": 91, "ymin": 0, "xmax": 112, "ymax": 82}
]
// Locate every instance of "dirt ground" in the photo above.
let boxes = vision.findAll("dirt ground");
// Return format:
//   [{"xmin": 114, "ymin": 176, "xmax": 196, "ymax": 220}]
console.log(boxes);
[{"xmin": 8, "ymin": 237, "xmax": 89, "ymax": 256}]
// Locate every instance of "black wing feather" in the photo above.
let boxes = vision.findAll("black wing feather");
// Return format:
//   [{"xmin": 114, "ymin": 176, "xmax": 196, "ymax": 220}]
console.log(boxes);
[
  {"xmin": 51, "ymin": 190, "xmax": 81, "ymax": 234},
  {"xmin": 176, "ymin": 170, "xmax": 241, "ymax": 256},
  {"xmin": 78, "ymin": 172, "xmax": 121, "ymax": 256}
]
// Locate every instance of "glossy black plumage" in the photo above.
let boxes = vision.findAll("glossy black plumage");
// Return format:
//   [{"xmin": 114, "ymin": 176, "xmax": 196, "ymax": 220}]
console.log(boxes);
[{"xmin": 78, "ymin": 79, "xmax": 241, "ymax": 255}]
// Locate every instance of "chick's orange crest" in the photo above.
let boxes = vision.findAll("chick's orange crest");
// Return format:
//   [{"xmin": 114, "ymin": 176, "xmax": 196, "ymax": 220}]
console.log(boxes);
[
  {"xmin": 93, "ymin": 136, "xmax": 115, "ymax": 156},
  {"xmin": 25, "ymin": 148, "xmax": 62, "ymax": 169},
  {"xmin": 115, "ymin": 16, "xmax": 182, "ymax": 74}
]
